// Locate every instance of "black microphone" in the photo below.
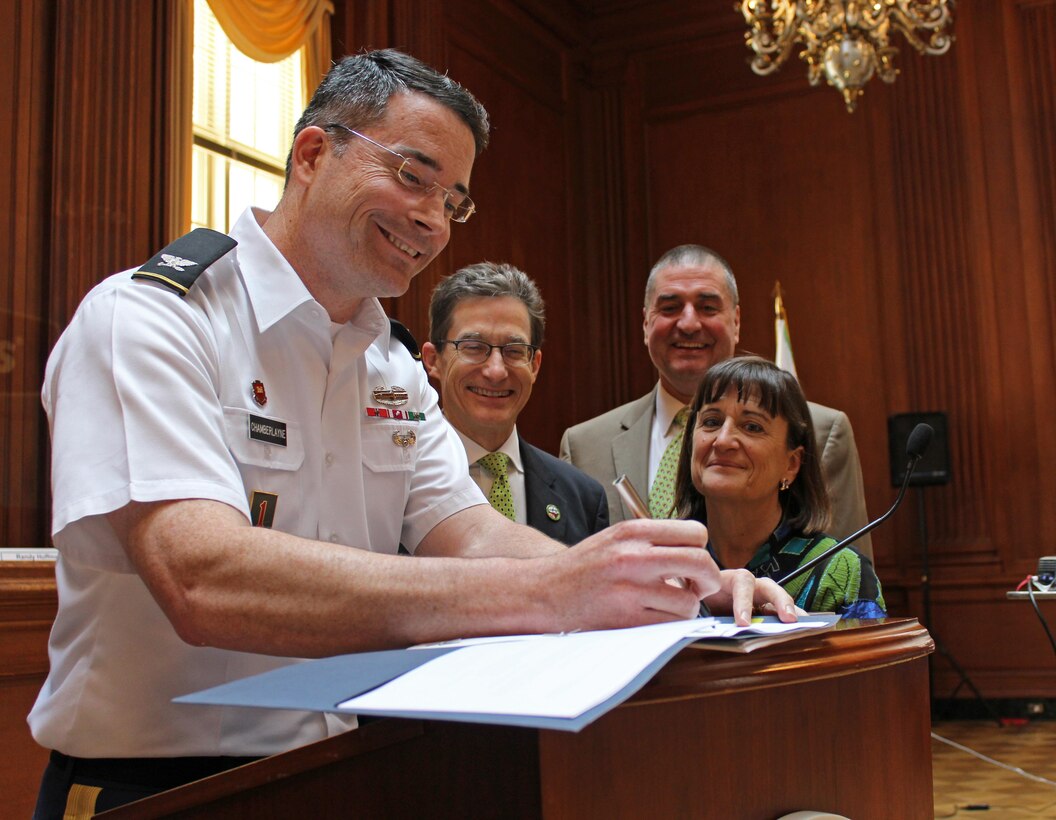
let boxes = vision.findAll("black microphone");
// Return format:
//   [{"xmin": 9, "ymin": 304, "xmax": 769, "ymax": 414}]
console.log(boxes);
[{"xmin": 775, "ymin": 422, "xmax": 934, "ymax": 587}]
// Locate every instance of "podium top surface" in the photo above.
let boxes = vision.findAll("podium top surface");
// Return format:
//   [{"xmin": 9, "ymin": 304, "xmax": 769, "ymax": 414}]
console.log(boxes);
[{"xmin": 630, "ymin": 616, "xmax": 933, "ymax": 705}]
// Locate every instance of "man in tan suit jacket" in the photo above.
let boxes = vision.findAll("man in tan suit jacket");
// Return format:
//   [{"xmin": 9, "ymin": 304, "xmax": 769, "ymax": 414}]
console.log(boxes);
[{"xmin": 560, "ymin": 245, "xmax": 871, "ymax": 557}]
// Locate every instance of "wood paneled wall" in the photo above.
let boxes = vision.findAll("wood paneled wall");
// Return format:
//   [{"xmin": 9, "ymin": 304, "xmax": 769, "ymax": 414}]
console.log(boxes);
[
  {"xmin": 2, "ymin": 0, "xmax": 1053, "ymax": 702},
  {"xmin": 567, "ymin": 0, "xmax": 1056, "ymax": 698},
  {"xmin": 1, "ymin": 0, "xmax": 53, "ymax": 552},
  {"xmin": 1, "ymin": 0, "xmax": 189, "ymax": 550}
]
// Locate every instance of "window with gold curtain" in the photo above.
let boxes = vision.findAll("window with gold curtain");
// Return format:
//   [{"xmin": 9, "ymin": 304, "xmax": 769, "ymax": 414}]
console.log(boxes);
[{"xmin": 188, "ymin": 0, "xmax": 333, "ymax": 232}]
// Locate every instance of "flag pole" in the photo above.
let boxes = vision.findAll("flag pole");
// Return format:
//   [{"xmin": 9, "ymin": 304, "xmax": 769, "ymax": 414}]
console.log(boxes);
[{"xmin": 773, "ymin": 280, "xmax": 798, "ymax": 380}]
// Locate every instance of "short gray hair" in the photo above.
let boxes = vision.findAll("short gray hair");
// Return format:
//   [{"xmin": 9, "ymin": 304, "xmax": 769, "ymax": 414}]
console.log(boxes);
[
  {"xmin": 644, "ymin": 245, "xmax": 739, "ymax": 307},
  {"xmin": 429, "ymin": 262, "xmax": 546, "ymax": 348},
  {"xmin": 286, "ymin": 49, "xmax": 490, "ymax": 180}
]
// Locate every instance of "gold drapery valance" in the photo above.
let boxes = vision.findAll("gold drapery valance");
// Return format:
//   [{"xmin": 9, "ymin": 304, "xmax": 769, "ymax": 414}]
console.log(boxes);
[
  {"xmin": 206, "ymin": 0, "xmax": 333, "ymax": 62},
  {"xmin": 205, "ymin": 0, "xmax": 333, "ymax": 98}
]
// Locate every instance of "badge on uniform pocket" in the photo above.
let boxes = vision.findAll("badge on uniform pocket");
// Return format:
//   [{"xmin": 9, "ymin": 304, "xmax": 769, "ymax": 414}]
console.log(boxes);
[{"xmin": 250, "ymin": 491, "xmax": 278, "ymax": 528}]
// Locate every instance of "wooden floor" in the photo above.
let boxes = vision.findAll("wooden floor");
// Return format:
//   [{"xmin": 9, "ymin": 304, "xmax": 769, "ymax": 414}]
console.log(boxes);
[{"xmin": 932, "ymin": 720, "xmax": 1056, "ymax": 818}]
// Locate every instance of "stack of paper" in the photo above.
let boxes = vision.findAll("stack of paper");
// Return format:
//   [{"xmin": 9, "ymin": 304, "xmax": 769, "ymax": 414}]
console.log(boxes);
[{"xmin": 176, "ymin": 615, "xmax": 837, "ymax": 732}]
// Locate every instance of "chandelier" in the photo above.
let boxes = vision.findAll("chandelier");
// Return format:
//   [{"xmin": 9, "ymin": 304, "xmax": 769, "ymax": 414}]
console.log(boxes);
[{"xmin": 739, "ymin": 1, "xmax": 954, "ymax": 112}]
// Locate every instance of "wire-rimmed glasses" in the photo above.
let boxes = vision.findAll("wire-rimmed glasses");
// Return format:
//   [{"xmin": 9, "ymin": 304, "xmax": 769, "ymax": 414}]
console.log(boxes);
[{"xmin": 324, "ymin": 123, "xmax": 476, "ymax": 222}]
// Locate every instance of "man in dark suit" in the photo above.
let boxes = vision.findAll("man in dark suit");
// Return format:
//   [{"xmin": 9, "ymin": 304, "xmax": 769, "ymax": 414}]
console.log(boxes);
[
  {"xmin": 422, "ymin": 262, "xmax": 608, "ymax": 544},
  {"xmin": 560, "ymin": 245, "xmax": 871, "ymax": 556}
]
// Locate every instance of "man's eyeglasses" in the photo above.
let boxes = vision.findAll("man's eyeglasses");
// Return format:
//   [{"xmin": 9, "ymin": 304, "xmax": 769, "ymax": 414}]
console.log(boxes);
[
  {"xmin": 324, "ymin": 123, "xmax": 476, "ymax": 223},
  {"xmin": 441, "ymin": 339, "xmax": 537, "ymax": 366}
]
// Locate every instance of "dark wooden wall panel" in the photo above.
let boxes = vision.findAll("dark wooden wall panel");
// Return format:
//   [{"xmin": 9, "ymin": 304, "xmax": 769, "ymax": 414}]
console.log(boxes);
[
  {"xmin": 439, "ymin": 46, "xmax": 575, "ymax": 451},
  {"xmin": 1014, "ymin": 0, "xmax": 1056, "ymax": 553},
  {"xmin": 0, "ymin": 0, "xmax": 54, "ymax": 550},
  {"xmin": 50, "ymin": 1, "xmax": 158, "ymax": 323},
  {"xmin": 885, "ymin": 40, "xmax": 996, "ymax": 563}
]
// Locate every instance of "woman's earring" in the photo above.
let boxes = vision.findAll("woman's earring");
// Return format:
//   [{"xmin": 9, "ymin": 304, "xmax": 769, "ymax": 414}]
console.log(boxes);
[{"xmin": 779, "ymin": 478, "xmax": 790, "ymax": 491}]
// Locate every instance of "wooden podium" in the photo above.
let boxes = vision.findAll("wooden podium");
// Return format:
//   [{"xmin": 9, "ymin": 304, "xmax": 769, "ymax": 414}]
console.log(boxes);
[{"xmin": 101, "ymin": 619, "xmax": 934, "ymax": 820}]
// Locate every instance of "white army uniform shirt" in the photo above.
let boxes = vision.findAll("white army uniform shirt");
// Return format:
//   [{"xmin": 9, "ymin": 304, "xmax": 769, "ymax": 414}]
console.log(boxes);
[{"xmin": 29, "ymin": 207, "xmax": 485, "ymax": 758}]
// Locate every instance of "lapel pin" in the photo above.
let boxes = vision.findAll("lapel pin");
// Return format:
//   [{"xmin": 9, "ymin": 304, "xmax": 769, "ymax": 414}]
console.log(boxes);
[{"xmin": 546, "ymin": 504, "xmax": 561, "ymax": 521}]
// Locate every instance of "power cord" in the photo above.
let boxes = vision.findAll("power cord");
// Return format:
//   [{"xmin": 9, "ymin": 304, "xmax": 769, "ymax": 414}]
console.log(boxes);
[
  {"xmin": 932, "ymin": 729, "xmax": 1056, "ymax": 788},
  {"xmin": 1026, "ymin": 584, "xmax": 1056, "ymax": 658},
  {"xmin": 933, "ymin": 726, "xmax": 1056, "ymax": 817}
]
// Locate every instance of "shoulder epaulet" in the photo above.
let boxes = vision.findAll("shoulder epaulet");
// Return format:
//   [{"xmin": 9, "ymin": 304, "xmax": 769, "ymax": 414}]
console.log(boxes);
[
  {"xmin": 131, "ymin": 228, "xmax": 237, "ymax": 297},
  {"xmin": 389, "ymin": 318, "xmax": 422, "ymax": 363}
]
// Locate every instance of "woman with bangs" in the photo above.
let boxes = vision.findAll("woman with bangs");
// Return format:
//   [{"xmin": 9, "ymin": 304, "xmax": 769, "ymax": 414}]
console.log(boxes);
[{"xmin": 674, "ymin": 356, "xmax": 885, "ymax": 617}]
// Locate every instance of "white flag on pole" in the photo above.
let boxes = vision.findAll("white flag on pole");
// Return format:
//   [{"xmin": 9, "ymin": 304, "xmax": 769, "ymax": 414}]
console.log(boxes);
[{"xmin": 774, "ymin": 282, "xmax": 798, "ymax": 380}]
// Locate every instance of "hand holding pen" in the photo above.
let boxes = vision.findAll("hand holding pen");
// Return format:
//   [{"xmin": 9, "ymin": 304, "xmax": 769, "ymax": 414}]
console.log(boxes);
[
  {"xmin": 612, "ymin": 475, "xmax": 797, "ymax": 624},
  {"xmin": 613, "ymin": 475, "xmax": 689, "ymax": 591}
]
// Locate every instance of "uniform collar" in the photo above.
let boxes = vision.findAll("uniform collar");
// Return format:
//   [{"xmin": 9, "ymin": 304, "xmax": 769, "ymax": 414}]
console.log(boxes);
[
  {"xmin": 338, "ymin": 297, "xmax": 391, "ymax": 358},
  {"xmin": 231, "ymin": 208, "xmax": 316, "ymax": 333},
  {"xmin": 232, "ymin": 208, "xmax": 391, "ymax": 352}
]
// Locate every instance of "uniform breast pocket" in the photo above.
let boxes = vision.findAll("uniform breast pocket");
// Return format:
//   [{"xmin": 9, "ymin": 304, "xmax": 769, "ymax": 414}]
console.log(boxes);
[
  {"xmin": 223, "ymin": 407, "xmax": 305, "ymax": 472},
  {"xmin": 360, "ymin": 420, "xmax": 418, "ymax": 473}
]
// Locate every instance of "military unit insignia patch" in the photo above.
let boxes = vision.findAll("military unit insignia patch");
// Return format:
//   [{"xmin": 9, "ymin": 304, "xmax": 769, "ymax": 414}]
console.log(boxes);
[
  {"xmin": 250, "ymin": 491, "xmax": 278, "ymax": 528},
  {"xmin": 251, "ymin": 380, "xmax": 267, "ymax": 407}
]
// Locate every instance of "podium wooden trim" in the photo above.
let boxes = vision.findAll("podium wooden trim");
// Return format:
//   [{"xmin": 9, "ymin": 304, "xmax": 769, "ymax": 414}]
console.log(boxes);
[
  {"xmin": 0, "ymin": 562, "xmax": 57, "ymax": 816},
  {"xmin": 101, "ymin": 618, "xmax": 934, "ymax": 820}
]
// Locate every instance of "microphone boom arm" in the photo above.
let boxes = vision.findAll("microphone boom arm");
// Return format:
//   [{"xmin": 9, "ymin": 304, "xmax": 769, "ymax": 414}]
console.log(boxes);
[{"xmin": 775, "ymin": 451, "xmax": 923, "ymax": 587}]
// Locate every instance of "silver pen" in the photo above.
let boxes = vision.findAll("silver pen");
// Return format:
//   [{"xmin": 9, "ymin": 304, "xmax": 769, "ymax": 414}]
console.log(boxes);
[
  {"xmin": 613, "ymin": 474, "xmax": 650, "ymax": 520},
  {"xmin": 613, "ymin": 475, "xmax": 689, "ymax": 591}
]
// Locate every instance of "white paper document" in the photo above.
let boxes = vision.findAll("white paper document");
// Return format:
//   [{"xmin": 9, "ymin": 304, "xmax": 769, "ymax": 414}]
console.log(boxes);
[
  {"xmin": 690, "ymin": 615, "xmax": 835, "ymax": 640},
  {"xmin": 339, "ymin": 619, "xmax": 705, "ymax": 719},
  {"xmin": 338, "ymin": 616, "xmax": 835, "ymax": 722}
]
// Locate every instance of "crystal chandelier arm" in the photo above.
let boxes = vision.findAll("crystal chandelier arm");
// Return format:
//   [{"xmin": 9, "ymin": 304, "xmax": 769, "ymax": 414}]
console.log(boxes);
[
  {"xmin": 857, "ymin": 3, "xmax": 895, "ymax": 34},
  {"xmin": 892, "ymin": 0, "xmax": 954, "ymax": 55},
  {"xmin": 741, "ymin": 0, "xmax": 800, "ymax": 74}
]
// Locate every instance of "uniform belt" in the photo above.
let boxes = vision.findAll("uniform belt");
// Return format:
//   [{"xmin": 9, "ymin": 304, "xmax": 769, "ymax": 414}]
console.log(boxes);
[{"xmin": 50, "ymin": 750, "xmax": 260, "ymax": 791}]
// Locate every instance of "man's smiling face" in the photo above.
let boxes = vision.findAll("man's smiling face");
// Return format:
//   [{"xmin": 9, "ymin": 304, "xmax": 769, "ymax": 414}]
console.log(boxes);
[
  {"xmin": 293, "ymin": 91, "xmax": 476, "ymax": 311},
  {"xmin": 423, "ymin": 296, "xmax": 541, "ymax": 452},
  {"xmin": 643, "ymin": 263, "xmax": 741, "ymax": 403}
]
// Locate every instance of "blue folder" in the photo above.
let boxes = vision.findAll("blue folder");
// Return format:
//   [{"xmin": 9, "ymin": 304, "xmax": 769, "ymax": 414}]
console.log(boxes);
[
  {"xmin": 173, "ymin": 637, "xmax": 700, "ymax": 733},
  {"xmin": 174, "ymin": 615, "xmax": 837, "ymax": 732}
]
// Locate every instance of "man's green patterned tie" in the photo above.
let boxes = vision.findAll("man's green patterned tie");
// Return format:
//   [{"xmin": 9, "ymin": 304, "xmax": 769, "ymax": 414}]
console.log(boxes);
[
  {"xmin": 649, "ymin": 407, "xmax": 689, "ymax": 519},
  {"xmin": 478, "ymin": 452, "xmax": 516, "ymax": 521}
]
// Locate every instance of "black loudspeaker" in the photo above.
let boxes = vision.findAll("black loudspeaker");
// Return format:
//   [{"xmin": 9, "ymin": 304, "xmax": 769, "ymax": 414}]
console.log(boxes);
[{"xmin": 888, "ymin": 411, "xmax": 950, "ymax": 487}]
